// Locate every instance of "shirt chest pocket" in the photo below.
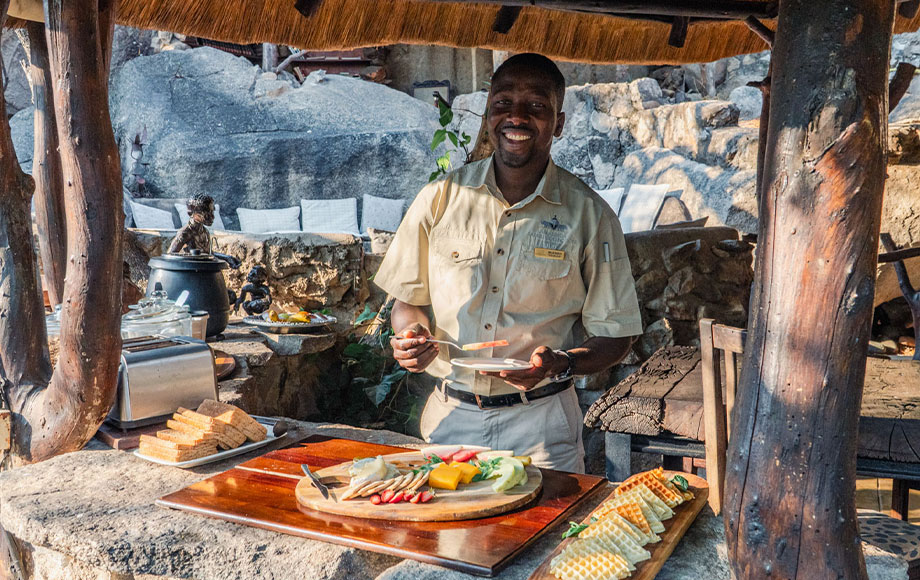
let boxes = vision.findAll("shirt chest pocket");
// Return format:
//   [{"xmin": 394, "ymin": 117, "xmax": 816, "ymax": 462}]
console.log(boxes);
[
  {"xmin": 521, "ymin": 253, "xmax": 572, "ymax": 280},
  {"xmin": 430, "ymin": 237, "xmax": 484, "ymax": 292}
]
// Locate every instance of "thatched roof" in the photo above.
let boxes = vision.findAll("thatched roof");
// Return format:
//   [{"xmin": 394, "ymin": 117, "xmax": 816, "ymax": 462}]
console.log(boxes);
[{"xmin": 9, "ymin": 0, "xmax": 920, "ymax": 65}]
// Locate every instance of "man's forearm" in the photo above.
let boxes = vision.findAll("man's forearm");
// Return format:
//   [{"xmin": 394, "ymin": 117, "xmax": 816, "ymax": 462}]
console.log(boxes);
[
  {"xmin": 565, "ymin": 336, "xmax": 634, "ymax": 375},
  {"xmin": 390, "ymin": 300, "xmax": 432, "ymax": 333}
]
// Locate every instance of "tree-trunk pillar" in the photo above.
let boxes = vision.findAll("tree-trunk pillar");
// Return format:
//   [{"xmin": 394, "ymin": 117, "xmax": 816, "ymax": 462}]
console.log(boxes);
[
  {"xmin": 262, "ymin": 43, "xmax": 279, "ymax": 71},
  {"xmin": 724, "ymin": 0, "xmax": 894, "ymax": 578},
  {"xmin": 27, "ymin": 21, "xmax": 66, "ymax": 307}
]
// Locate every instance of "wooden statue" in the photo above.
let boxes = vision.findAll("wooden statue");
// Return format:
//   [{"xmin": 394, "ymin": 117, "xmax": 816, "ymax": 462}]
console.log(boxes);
[
  {"xmin": 234, "ymin": 265, "xmax": 272, "ymax": 316},
  {"xmin": 169, "ymin": 194, "xmax": 240, "ymax": 268}
]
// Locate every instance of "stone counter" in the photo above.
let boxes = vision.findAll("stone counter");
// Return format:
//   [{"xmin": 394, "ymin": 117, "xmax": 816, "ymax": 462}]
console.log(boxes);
[{"xmin": 0, "ymin": 421, "xmax": 909, "ymax": 580}]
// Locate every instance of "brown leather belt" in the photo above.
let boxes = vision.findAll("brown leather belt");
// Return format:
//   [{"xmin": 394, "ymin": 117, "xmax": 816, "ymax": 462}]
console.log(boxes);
[{"xmin": 440, "ymin": 380, "xmax": 573, "ymax": 409}]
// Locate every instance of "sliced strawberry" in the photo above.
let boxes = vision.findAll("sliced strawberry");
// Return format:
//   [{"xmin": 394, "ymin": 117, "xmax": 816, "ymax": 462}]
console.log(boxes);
[
  {"xmin": 369, "ymin": 494, "xmax": 382, "ymax": 505},
  {"xmin": 388, "ymin": 491, "xmax": 406, "ymax": 504},
  {"xmin": 452, "ymin": 449, "xmax": 479, "ymax": 463},
  {"xmin": 403, "ymin": 492, "xmax": 416, "ymax": 502},
  {"xmin": 419, "ymin": 491, "xmax": 434, "ymax": 503},
  {"xmin": 409, "ymin": 492, "xmax": 422, "ymax": 504},
  {"xmin": 380, "ymin": 489, "xmax": 395, "ymax": 503}
]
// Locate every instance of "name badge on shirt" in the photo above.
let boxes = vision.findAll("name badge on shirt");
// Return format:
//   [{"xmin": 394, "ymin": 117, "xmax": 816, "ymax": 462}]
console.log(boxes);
[{"xmin": 534, "ymin": 247, "xmax": 565, "ymax": 260}]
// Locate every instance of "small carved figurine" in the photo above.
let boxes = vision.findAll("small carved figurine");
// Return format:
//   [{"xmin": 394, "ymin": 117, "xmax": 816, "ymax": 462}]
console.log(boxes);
[
  {"xmin": 169, "ymin": 194, "xmax": 241, "ymax": 268},
  {"xmin": 234, "ymin": 265, "xmax": 272, "ymax": 316}
]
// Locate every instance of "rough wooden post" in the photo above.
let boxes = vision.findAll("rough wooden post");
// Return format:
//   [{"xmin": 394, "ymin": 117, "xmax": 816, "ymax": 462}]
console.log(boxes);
[
  {"xmin": 27, "ymin": 21, "xmax": 66, "ymax": 307},
  {"xmin": 0, "ymin": 0, "xmax": 122, "ymax": 464},
  {"xmin": 723, "ymin": 0, "xmax": 894, "ymax": 578}
]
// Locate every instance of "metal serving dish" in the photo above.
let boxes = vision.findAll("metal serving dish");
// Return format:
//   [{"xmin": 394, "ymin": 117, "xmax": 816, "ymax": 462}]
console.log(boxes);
[{"xmin": 243, "ymin": 315, "xmax": 336, "ymax": 334}]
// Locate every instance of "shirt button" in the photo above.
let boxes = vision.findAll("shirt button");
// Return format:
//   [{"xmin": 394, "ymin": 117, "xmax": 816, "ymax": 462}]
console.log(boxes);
[
  {"xmin": 450, "ymin": 251, "xmax": 459, "ymax": 259},
  {"xmin": 491, "ymin": 286, "xmax": 499, "ymax": 293},
  {"xmin": 484, "ymin": 323, "xmax": 493, "ymax": 330},
  {"xmin": 497, "ymin": 248, "xmax": 504, "ymax": 255},
  {"xmin": 505, "ymin": 211, "xmax": 512, "ymax": 218}
]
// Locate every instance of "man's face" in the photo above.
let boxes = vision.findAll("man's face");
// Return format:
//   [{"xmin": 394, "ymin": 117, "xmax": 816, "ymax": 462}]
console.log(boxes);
[{"xmin": 486, "ymin": 66, "xmax": 565, "ymax": 171}]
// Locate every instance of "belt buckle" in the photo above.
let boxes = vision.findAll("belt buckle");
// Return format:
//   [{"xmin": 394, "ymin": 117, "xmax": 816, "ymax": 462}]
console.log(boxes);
[
  {"xmin": 439, "ymin": 381, "xmax": 449, "ymax": 403},
  {"xmin": 474, "ymin": 394, "xmax": 486, "ymax": 410}
]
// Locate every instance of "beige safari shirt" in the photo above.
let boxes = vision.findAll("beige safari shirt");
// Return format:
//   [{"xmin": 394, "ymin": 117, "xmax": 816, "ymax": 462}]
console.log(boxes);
[{"xmin": 374, "ymin": 156, "xmax": 642, "ymax": 396}]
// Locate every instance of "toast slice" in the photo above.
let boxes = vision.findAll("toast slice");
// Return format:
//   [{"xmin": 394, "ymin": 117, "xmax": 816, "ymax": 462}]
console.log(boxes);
[
  {"xmin": 138, "ymin": 441, "xmax": 217, "ymax": 462},
  {"xmin": 197, "ymin": 399, "xmax": 267, "ymax": 442},
  {"xmin": 156, "ymin": 428, "xmax": 216, "ymax": 446},
  {"xmin": 165, "ymin": 419, "xmax": 217, "ymax": 441},
  {"xmin": 138, "ymin": 434, "xmax": 198, "ymax": 450}
]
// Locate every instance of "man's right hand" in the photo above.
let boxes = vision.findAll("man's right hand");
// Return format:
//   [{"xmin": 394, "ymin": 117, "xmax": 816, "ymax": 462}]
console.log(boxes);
[{"xmin": 390, "ymin": 324, "xmax": 440, "ymax": 373}]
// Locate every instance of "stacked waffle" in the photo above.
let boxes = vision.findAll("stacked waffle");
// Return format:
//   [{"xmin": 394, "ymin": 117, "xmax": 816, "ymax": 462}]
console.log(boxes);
[
  {"xmin": 138, "ymin": 400, "xmax": 267, "ymax": 463},
  {"xmin": 549, "ymin": 468, "xmax": 693, "ymax": 580}
]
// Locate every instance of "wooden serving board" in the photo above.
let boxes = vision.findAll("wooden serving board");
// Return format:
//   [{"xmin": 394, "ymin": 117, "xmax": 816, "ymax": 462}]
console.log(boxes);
[
  {"xmin": 157, "ymin": 435, "xmax": 606, "ymax": 577},
  {"xmin": 527, "ymin": 471, "xmax": 709, "ymax": 580},
  {"xmin": 295, "ymin": 451, "xmax": 543, "ymax": 521}
]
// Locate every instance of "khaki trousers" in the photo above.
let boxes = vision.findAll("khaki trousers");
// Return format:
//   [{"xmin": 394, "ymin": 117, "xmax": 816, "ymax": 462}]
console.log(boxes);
[{"xmin": 419, "ymin": 384, "xmax": 586, "ymax": 473}]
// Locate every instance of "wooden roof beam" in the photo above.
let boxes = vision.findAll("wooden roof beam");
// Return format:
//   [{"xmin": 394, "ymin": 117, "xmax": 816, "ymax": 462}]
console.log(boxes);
[
  {"xmin": 422, "ymin": 0, "xmax": 778, "ymax": 20},
  {"xmin": 668, "ymin": 16, "xmax": 690, "ymax": 47},
  {"xmin": 294, "ymin": 0, "xmax": 323, "ymax": 18}
]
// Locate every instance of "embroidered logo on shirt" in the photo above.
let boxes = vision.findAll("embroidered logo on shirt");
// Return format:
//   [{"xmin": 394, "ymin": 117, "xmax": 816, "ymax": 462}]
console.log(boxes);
[{"xmin": 541, "ymin": 216, "xmax": 568, "ymax": 231}]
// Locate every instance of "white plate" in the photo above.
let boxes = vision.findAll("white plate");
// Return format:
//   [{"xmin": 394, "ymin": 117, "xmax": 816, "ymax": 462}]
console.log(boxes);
[
  {"xmin": 133, "ymin": 418, "xmax": 279, "ymax": 468},
  {"xmin": 450, "ymin": 357, "xmax": 533, "ymax": 371}
]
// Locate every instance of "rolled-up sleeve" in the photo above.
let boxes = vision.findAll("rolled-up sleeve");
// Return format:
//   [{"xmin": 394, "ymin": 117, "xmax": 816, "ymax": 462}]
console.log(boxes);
[
  {"xmin": 373, "ymin": 183, "xmax": 438, "ymax": 306},
  {"xmin": 580, "ymin": 208, "xmax": 643, "ymax": 339}
]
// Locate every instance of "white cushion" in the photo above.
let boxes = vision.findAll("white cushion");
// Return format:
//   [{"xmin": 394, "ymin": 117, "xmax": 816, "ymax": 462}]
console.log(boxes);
[
  {"xmin": 236, "ymin": 206, "xmax": 301, "ymax": 234},
  {"xmin": 129, "ymin": 201, "xmax": 177, "ymax": 230},
  {"xmin": 300, "ymin": 198, "xmax": 361, "ymax": 235},
  {"xmin": 597, "ymin": 187, "xmax": 626, "ymax": 215},
  {"xmin": 618, "ymin": 183, "xmax": 672, "ymax": 234},
  {"xmin": 175, "ymin": 202, "xmax": 226, "ymax": 230},
  {"xmin": 361, "ymin": 194, "xmax": 405, "ymax": 234}
]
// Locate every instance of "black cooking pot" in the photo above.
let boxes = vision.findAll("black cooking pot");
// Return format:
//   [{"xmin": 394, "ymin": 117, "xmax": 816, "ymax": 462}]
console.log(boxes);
[{"xmin": 147, "ymin": 254, "xmax": 230, "ymax": 337}]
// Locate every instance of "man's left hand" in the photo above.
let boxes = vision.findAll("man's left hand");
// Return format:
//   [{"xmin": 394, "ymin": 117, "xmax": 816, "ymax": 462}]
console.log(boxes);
[{"xmin": 480, "ymin": 346, "xmax": 568, "ymax": 391}]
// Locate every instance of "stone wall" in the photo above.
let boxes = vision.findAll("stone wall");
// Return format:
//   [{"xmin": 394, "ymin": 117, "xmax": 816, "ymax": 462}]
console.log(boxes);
[{"xmin": 129, "ymin": 230, "xmax": 368, "ymax": 316}]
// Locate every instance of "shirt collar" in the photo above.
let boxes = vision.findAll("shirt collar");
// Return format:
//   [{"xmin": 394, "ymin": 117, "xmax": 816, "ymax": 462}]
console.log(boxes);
[{"xmin": 456, "ymin": 155, "xmax": 562, "ymax": 206}]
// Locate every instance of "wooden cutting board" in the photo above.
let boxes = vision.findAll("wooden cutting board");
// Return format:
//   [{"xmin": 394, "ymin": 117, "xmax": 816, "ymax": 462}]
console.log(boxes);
[
  {"xmin": 156, "ymin": 435, "xmax": 606, "ymax": 577},
  {"xmin": 295, "ymin": 450, "xmax": 543, "ymax": 521},
  {"xmin": 527, "ymin": 471, "xmax": 709, "ymax": 580}
]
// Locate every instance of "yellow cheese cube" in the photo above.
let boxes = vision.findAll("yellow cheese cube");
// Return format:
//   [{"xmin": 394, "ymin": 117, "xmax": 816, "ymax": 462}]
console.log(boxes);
[
  {"xmin": 448, "ymin": 461, "xmax": 481, "ymax": 484},
  {"xmin": 429, "ymin": 464, "xmax": 463, "ymax": 490}
]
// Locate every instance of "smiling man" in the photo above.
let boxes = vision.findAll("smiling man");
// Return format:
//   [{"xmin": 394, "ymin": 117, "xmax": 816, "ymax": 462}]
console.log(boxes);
[{"xmin": 374, "ymin": 53, "xmax": 642, "ymax": 473}]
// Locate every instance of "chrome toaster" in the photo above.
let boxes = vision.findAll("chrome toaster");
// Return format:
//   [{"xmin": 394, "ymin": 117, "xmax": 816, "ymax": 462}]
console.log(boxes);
[{"xmin": 108, "ymin": 336, "xmax": 218, "ymax": 428}]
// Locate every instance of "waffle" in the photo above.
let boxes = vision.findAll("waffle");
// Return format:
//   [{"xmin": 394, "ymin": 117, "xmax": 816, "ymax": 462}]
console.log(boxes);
[
  {"xmin": 579, "ymin": 515, "xmax": 650, "ymax": 565},
  {"xmin": 614, "ymin": 488, "xmax": 666, "ymax": 533},
  {"xmin": 617, "ymin": 472, "xmax": 684, "ymax": 507},
  {"xmin": 550, "ymin": 538, "xmax": 631, "ymax": 580},
  {"xmin": 615, "ymin": 502, "xmax": 660, "ymax": 542},
  {"xmin": 622, "ymin": 483, "xmax": 674, "ymax": 520}
]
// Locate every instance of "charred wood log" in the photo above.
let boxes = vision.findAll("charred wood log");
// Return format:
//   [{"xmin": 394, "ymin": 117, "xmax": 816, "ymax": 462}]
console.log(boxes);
[{"xmin": 723, "ymin": 0, "xmax": 893, "ymax": 578}]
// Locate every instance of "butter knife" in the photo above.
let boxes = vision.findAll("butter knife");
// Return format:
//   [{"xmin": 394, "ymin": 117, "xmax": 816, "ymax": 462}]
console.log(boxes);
[{"xmin": 301, "ymin": 464, "xmax": 334, "ymax": 502}]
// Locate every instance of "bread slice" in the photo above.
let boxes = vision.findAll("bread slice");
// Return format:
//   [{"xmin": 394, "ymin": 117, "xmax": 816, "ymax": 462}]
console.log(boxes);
[
  {"xmin": 175, "ymin": 407, "xmax": 225, "ymax": 431},
  {"xmin": 197, "ymin": 399, "xmax": 267, "ymax": 442},
  {"xmin": 156, "ymin": 428, "xmax": 215, "ymax": 446},
  {"xmin": 138, "ymin": 441, "xmax": 217, "ymax": 462},
  {"xmin": 139, "ymin": 434, "xmax": 197, "ymax": 450},
  {"xmin": 165, "ymin": 419, "xmax": 217, "ymax": 441}
]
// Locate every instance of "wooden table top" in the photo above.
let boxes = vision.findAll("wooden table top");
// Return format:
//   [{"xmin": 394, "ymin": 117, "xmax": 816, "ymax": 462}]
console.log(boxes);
[{"xmin": 156, "ymin": 435, "xmax": 606, "ymax": 577}]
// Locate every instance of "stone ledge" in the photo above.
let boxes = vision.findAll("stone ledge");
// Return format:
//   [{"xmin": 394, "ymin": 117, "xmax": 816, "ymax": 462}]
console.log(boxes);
[{"xmin": 0, "ymin": 422, "xmax": 909, "ymax": 580}]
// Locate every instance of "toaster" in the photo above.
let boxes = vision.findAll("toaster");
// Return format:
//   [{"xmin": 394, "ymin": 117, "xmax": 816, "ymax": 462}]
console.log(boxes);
[{"xmin": 108, "ymin": 336, "xmax": 218, "ymax": 428}]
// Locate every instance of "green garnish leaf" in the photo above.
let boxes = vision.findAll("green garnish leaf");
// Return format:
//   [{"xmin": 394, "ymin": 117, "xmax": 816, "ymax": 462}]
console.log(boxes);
[
  {"xmin": 562, "ymin": 522, "xmax": 589, "ymax": 539},
  {"xmin": 471, "ymin": 457, "xmax": 503, "ymax": 482},
  {"xmin": 671, "ymin": 474, "xmax": 689, "ymax": 492}
]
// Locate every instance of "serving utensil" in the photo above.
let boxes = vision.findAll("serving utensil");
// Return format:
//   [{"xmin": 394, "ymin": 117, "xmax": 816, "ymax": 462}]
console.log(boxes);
[
  {"xmin": 301, "ymin": 464, "xmax": 334, "ymax": 501},
  {"xmin": 393, "ymin": 337, "xmax": 509, "ymax": 351}
]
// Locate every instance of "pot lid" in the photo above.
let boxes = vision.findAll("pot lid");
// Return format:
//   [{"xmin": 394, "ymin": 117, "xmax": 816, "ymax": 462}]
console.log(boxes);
[{"xmin": 149, "ymin": 253, "xmax": 229, "ymax": 272}]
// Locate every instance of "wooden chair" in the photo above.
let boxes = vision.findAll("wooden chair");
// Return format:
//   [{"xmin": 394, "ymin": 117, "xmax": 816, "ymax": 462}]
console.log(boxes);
[
  {"xmin": 699, "ymin": 318, "xmax": 920, "ymax": 521},
  {"xmin": 699, "ymin": 318, "xmax": 746, "ymax": 515}
]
